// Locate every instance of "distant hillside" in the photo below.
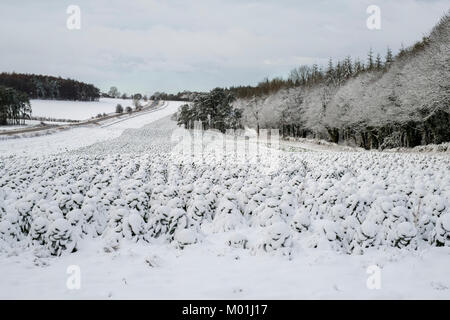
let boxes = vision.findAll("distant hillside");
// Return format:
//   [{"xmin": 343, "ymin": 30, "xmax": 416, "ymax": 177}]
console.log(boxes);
[
  {"xmin": 234, "ymin": 13, "xmax": 449, "ymax": 149},
  {"xmin": 0, "ymin": 73, "xmax": 100, "ymax": 101}
]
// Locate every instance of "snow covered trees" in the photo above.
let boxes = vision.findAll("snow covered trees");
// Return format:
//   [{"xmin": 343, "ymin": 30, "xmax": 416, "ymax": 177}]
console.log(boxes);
[
  {"xmin": 46, "ymin": 219, "xmax": 77, "ymax": 256},
  {"xmin": 0, "ymin": 86, "xmax": 32, "ymax": 126},
  {"xmin": 433, "ymin": 214, "xmax": 450, "ymax": 247},
  {"xmin": 176, "ymin": 88, "xmax": 242, "ymax": 132},
  {"xmin": 115, "ymin": 104, "xmax": 124, "ymax": 114},
  {"xmin": 234, "ymin": 13, "xmax": 450, "ymax": 149},
  {"xmin": 108, "ymin": 86, "xmax": 120, "ymax": 99},
  {"xmin": 0, "ymin": 136, "xmax": 449, "ymax": 258}
]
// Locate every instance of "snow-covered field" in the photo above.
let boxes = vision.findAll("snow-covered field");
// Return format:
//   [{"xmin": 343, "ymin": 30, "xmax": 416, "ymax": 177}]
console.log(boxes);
[
  {"xmin": 0, "ymin": 101, "xmax": 183, "ymax": 157},
  {"xmin": 0, "ymin": 103, "xmax": 449, "ymax": 299},
  {"xmin": 0, "ymin": 120, "xmax": 71, "ymax": 132},
  {"xmin": 30, "ymin": 98, "xmax": 135, "ymax": 121}
]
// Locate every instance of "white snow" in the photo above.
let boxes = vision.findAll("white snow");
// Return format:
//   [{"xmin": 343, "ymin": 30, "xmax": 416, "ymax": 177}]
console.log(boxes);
[
  {"xmin": 174, "ymin": 229, "xmax": 198, "ymax": 247},
  {"xmin": 101, "ymin": 101, "xmax": 181, "ymax": 129},
  {"xmin": 0, "ymin": 239, "xmax": 449, "ymax": 299},
  {"xmin": 0, "ymin": 101, "xmax": 185, "ymax": 157},
  {"xmin": 0, "ymin": 104, "xmax": 449, "ymax": 299},
  {"xmin": 0, "ymin": 120, "xmax": 71, "ymax": 132},
  {"xmin": 0, "ymin": 127, "xmax": 123, "ymax": 157},
  {"xmin": 30, "ymin": 98, "xmax": 134, "ymax": 121}
]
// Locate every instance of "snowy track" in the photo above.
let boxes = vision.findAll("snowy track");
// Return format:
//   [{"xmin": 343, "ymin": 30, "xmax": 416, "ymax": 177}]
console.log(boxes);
[
  {"xmin": 100, "ymin": 101, "xmax": 181, "ymax": 130},
  {"xmin": 100, "ymin": 101, "xmax": 167, "ymax": 128},
  {"xmin": 0, "ymin": 101, "xmax": 185, "ymax": 157}
]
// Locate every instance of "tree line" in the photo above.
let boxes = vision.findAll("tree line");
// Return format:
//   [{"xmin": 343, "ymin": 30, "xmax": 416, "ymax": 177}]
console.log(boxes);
[
  {"xmin": 0, "ymin": 73, "xmax": 100, "ymax": 101},
  {"xmin": 230, "ymin": 47, "xmax": 394, "ymax": 100},
  {"xmin": 105, "ymin": 86, "xmax": 150, "ymax": 101},
  {"xmin": 152, "ymin": 91, "xmax": 206, "ymax": 102},
  {"xmin": 234, "ymin": 13, "xmax": 449, "ymax": 149}
]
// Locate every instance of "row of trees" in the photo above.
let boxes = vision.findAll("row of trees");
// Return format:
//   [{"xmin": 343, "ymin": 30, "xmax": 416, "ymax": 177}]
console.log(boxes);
[
  {"xmin": 152, "ymin": 91, "xmax": 205, "ymax": 102},
  {"xmin": 0, "ymin": 73, "xmax": 100, "ymax": 101},
  {"xmin": 105, "ymin": 87, "xmax": 149, "ymax": 101},
  {"xmin": 0, "ymin": 86, "xmax": 32, "ymax": 125},
  {"xmin": 176, "ymin": 88, "xmax": 242, "ymax": 132},
  {"xmin": 230, "ymin": 48, "xmax": 394, "ymax": 99},
  {"xmin": 235, "ymin": 13, "xmax": 449, "ymax": 149},
  {"xmin": 106, "ymin": 89, "xmax": 207, "ymax": 103},
  {"xmin": 115, "ymin": 104, "xmax": 137, "ymax": 114}
]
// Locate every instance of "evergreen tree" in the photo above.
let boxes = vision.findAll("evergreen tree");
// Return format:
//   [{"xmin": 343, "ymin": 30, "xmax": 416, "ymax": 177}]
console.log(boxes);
[
  {"xmin": 0, "ymin": 86, "xmax": 32, "ymax": 125},
  {"xmin": 367, "ymin": 48, "xmax": 374, "ymax": 70},
  {"xmin": 353, "ymin": 58, "xmax": 364, "ymax": 75},
  {"xmin": 176, "ymin": 88, "xmax": 241, "ymax": 132},
  {"xmin": 326, "ymin": 58, "xmax": 334, "ymax": 84},
  {"xmin": 375, "ymin": 53, "xmax": 383, "ymax": 70},
  {"xmin": 385, "ymin": 47, "xmax": 394, "ymax": 69}
]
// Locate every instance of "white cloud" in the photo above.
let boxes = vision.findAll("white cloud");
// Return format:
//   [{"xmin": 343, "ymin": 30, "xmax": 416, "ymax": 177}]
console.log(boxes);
[{"xmin": 0, "ymin": 0, "xmax": 448, "ymax": 93}]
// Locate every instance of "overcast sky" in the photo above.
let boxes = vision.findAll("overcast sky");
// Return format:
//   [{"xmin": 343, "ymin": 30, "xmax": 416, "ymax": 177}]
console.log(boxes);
[{"xmin": 0, "ymin": 0, "xmax": 448, "ymax": 95}]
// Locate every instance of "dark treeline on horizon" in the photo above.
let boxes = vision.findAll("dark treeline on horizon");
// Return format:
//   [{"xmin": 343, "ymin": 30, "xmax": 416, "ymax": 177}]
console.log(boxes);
[{"xmin": 0, "ymin": 73, "xmax": 100, "ymax": 101}]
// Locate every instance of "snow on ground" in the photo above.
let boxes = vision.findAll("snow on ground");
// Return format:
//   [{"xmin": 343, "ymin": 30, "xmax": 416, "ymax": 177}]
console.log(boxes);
[
  {"xmin": 0, "ymin": 101, "xmax": 185, "ymax": 157},
  {"xmin": 30, "ymin": 98, "xmax": 134, "ymax": 121},
  {"xmin": 0, "ymin": 127, "xmax": 124, "ymax": 157},
  {"xmin": 0, "ymin": 106, "xmax": 449, "ymax": 300},
  {"xmin": 0, "ymin": 120, "xmax": 71, "ymax": 132},
  {"xmin": 100, "ymin": 101, "xmax": 181, "ymax": 129},
  {"xmin": 282, "ymin": 138, "xmax": 364, "ymax": 152},
  {"xmin": 1, "ymin": 239, "xmax": 449, "ymax": 299},
  {"xmin": 283, "ymin": 138, "xmax": 450, "ymax": 154},
  {"xmin": 385, "ymin": 142, "xmax": 450, "ymax": 154}
]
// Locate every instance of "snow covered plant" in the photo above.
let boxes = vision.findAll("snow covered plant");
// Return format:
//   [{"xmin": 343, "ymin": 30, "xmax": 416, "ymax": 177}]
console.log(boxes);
[
  {"xmin": 46, "ymin": 219, "xmax": 77, "ymax": 256},
  {"xmin": 433, "ymin": 214, "xmax": 450, "ymax": 247},
  {"xmin": 0, "ymin": 144, "xmax": 449, "ymax": 258},
  {"xmin": 30, "ymin": 217, "xmax": 49, "ymax": 246},
  {"xmin": 291, "ymin": 210, "xmax": 311, "ymax": 233},
  {"xmin": 174, "ymin": 228, "xmax": 197, "ymax": 249},
  {"xmin": 226, "ymin": 232, "xmax": 248, "ymax": 249},
  {"xmin": 258, "ymin": 222, "xmax": 293, "ymax": 257},
  {"xmin": 212, "ymin": 197, "xmax": 243, "ymax": 232}
]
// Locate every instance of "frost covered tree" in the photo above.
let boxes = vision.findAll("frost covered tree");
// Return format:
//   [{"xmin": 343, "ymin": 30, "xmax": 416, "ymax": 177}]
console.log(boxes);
[
  {"xmin": 385, "ymin": 47, "xmax": 394, "ymax": 69},
  {"xmin": 375, "ymin": 53, "xmax": 383, "ymax": 70},
  {"xmin": 108, "ymin": 86, "xmax": 120, "ymax": 98},
  {"xmin": 46, "ymin": 219, "xmax": 77, "ymax": 256},
  {"xmin": 367, "ymin": 48, "xmax": 374, "ymax": 70},
  {"xmin": 236, "ymin": 12, "xmax": 450, "ymax": 149},
  {"xmin": 259, "ymin": 222, "xmax": 293, "ymax": 257},
  {"xmin": 176, "ymin": 88, "xmax": 242, "ymax": 132},
  {"xmin": 0, "ymin": 86, "xmax": 32, "ymax": 126}
]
